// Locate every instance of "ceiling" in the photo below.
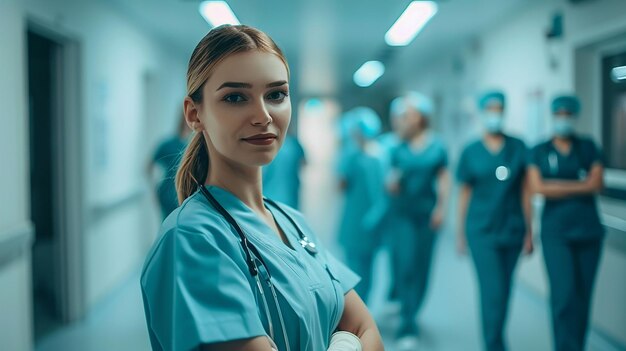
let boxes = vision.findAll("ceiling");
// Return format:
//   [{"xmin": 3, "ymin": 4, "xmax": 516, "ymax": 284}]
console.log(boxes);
[{"xmin": 103, "ymin": 0, "xmax": 532, "ymax": 100}]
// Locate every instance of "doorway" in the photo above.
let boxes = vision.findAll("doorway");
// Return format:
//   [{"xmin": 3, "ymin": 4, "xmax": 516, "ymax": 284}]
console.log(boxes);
[{"xmin": 26, "ymin": 24, "xmax": 85, "ymax": 344}]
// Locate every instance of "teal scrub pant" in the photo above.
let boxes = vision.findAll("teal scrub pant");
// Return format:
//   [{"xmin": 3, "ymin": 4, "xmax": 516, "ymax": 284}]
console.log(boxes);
[
  {"xmin": 468, "ymin": 238, "xmax": 521, "ymax": 351},
  {"xmin": 393, "ymin": 215, "xmax": 437, "ymax": 334},
  {"xmin": 542, "ymin": 236, "xmax": 602, "ymax": 351}
]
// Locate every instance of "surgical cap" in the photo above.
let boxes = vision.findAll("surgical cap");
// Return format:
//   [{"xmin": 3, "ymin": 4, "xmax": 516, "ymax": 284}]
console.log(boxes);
[
  {"xmin": 389, "ymin": 97, "xmax": 406, "ymax": 119},
  {"xmin": 406, "ymin": 92, "xmax": 434, "ymax": 118},
  {"xmin": 478, "ymin": 91, "xmax": 506, "ymax": 111},
  {"xmin": 551, "ymin": 95, "xmax": 580, "ymax": 116},
  {"xmin": 351, "ymin": 107, "xmax": 381, "ymax": 139}
]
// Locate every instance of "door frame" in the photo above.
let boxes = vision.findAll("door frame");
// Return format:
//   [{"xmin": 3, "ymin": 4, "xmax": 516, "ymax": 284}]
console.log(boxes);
[{"xmin": 27, "ymin": 19, "xmax": 86, "ymax": 323}]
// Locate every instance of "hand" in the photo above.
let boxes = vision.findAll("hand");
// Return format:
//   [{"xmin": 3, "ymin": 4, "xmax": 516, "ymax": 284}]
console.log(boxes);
[
  {"xmin": 456, "ymin": 232, "xmax": 467, "ymax": 255},
  {"xmin": 386, "ymin": 180, "xmax": 400, "ymax": 195},
  {"xmin": 430, "ymin": 209, "xmax": 443, "ymax": 230},
  {"xmin": 523, "ymin": 232, "xmax": 534, "ymax": 255}
]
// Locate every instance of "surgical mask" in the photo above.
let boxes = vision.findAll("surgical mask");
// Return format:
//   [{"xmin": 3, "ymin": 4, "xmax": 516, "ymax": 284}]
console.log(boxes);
[
  {"xmin": 553, "ymin": 117, "xmax": 574, "ymax": 137},
  {"xmin": 482, "ymin": 112, "xmax": 504, "ymax": 133}
]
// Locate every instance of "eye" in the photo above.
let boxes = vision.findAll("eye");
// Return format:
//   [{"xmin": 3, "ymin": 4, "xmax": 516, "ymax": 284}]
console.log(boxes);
[
  {"xmin": 266, "ymin": 90, "xmax": 288, "ymax": 102},
  {"xmin": 223, "ymin": 93, "xmax": 247, "ymax": 104}
]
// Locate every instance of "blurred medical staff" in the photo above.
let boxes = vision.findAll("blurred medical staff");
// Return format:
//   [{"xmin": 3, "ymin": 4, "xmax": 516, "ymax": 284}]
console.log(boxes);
[
  {"xmin": 527, "ymin": 95, "xmax": 605, "ymax": 351},
  {"xmin": 263, "ymin": 131, "xmax": 306, "ymax": 209},
  {"xmin": 337, "ymin": 107, "xmax": 384, "ymax": 304},
  {"xmin": 456, "ymin": 91, "xmax": 533, "ymax": 351},
  {"xmin": 387, "ymin": 92, "xmax": 450, "ymax": 344},
  {"xmin": 365, "ymin": 97, "xmax": 410, "ymax": 303},
  {"xmin": 147, "ymin": 112, "xmax": 190, "ymax": 219}
]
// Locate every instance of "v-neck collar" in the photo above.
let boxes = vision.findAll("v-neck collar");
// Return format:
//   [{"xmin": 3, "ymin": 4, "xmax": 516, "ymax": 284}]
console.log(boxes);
[
  {"xmin": 550, "ymin": 138, "xmax": 573, "ymax": 157},
  {"xmin": 203, "ymin": 185, "xmax": 298, "ymax": 253},
  {"xmin": 481, "ymin": 134, "xmax": 507, "ymax": 157}
]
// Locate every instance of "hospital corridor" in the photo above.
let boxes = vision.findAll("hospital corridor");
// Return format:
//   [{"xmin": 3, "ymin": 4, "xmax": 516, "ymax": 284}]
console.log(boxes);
[{"xmin": 1, "ymin": 0, "xmax": 626, "ymax": 350}]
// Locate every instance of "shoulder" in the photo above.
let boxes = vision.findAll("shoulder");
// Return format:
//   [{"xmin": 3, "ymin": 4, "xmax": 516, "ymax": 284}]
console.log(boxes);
[
  {"xmin": 574, "ymin": 135, "xmax": 598, "ymax": 149},
  {"xmin": 505, "ymin": 135, "xmax": 527, "ymax": 149},
  {"xmin": 142, "ymin": 191, "xmax": 239, "ymax": 272},
  {"xmin": 461, "ymin": 139, "xmax": 481, "ymax": 154},
  {"xmin": 530, "ymin": 139, "xmax": 551, "ymax": 154}
]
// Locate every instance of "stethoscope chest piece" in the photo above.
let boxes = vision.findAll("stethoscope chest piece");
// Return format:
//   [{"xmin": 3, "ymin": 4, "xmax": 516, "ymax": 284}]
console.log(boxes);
[
  {"xmin": 299, "ymin": 236, "xmax": 318, "ymax": 255},
  {"xmin": 495, "ymin": 165, "xmax": 510, "ymax": 181}
]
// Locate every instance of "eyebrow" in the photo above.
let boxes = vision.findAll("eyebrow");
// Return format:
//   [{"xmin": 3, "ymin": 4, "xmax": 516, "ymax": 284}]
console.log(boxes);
[{"xmin": 216, "ymin": 80, "xmax": 288, "ymax": 91}]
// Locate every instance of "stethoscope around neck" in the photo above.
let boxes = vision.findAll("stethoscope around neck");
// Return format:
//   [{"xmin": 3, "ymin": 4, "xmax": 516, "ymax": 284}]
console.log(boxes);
[{"xmin": 197, "ymin": 184, "xmax": 318, "ymax": 350}]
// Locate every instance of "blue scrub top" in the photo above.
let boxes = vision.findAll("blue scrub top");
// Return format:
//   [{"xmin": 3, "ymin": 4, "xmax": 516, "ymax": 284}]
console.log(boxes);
[
  {"xmin": 337, "ymin": 146, "xmax": 386, "ymax": 253},
  {"xmin": 141, "ymin": 186, "xmax": 360, "ymax": 351},
  {"xmin": 390, "ymin": 135, "xmax": 447, "ymax": 218},
  {"xmin": 529, "ymin": 135, "xmax": 605, "ymax": 241},
  {"xmin": 263, "ymin": 135, "xmax": 306, "ymax": 209},
  {"xmin": 456, "ymin": 135, "xmax": 528, "ymax": 246}
]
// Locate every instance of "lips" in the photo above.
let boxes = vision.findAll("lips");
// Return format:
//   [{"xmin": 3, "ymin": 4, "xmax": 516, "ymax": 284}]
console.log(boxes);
[{"xmin": 242, "ymin": 133, "xmax": 277, "ymax": 146}]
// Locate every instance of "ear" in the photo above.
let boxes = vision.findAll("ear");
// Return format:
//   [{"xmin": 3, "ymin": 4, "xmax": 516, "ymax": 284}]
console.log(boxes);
[{"xmin": 183, "ymin": 96, "xmax": 205, "ymax": 132}]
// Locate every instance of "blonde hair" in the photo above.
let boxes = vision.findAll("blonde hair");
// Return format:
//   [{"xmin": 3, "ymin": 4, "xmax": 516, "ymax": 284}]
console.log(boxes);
[{"xmin": 176, "ymin": 25, "xmax": 289, "ymax": 204}]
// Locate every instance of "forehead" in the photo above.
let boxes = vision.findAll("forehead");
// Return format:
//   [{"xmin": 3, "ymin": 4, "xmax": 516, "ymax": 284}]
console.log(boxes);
[{"xmin": 206, "ymin": 51, "xmax": 289, "ymax": 87}]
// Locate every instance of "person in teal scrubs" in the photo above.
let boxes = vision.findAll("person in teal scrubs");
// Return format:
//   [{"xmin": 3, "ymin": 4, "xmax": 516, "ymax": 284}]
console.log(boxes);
[
  {"xmin": 337, "ymin": 107, "xmax": 385, "ymax": 304},
  {"xmin": 147, "ymin": 112, "xmax": 190, "ymax": 219},
  {"xmin": 386, "ymin": 92, "xmax": 450, "ymax": 343},
  {"xmin": 456, "ymin": 91, "xmax": 533, "ymax": 351},
  {"xmin": 366, "ymin": 97, "xmax": 408, "ymax": 304},
  {"xmin": 527, "ymin": 95, "xmax": 605, "ymax": 351},
  {"xmin": 140, "ymin": 25, "xmax": 383, "ymax": 351},
  {"xmin": 262, "ymin": 131, "xmax": 306, "ymax": 209}
]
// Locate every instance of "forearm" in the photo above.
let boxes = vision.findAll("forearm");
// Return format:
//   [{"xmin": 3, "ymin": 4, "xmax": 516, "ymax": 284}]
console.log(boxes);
[
  {"xmin": 457, "ymin": 186, "xmax": 470, "ymax": 237},
  {"xmin": 538, "ymin": 180, "xmax": 600, "ymax": 198},
  {"xmin": 337, "ymin": 291, "xmax": 384, "ymax": 351}
]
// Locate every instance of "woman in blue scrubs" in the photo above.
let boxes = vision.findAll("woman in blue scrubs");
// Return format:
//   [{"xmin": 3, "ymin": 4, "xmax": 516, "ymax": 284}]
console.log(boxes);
[
  {"xmin": 456, "ymin": 91, "xmax": 533, "ymax": 351},
  {"xmin": 527, "ymin": 95, "xmax": 605, "ymax": 351},
  {"xmin": 140, "ymin": 25, "xmax": 383, "ymax": 351},
  {"xmin": 337, "ymin": 107, "xmax": 384, "ymax": 304},
  {"xmin": 387, "ymin": 92, "xmax": 450, "ymax": 343}
]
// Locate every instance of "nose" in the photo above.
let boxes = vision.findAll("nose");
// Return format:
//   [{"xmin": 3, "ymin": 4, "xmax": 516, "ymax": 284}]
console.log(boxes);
[{"xmin": 250, "ymin": 100, "xmax": 272, "ymax": 126}]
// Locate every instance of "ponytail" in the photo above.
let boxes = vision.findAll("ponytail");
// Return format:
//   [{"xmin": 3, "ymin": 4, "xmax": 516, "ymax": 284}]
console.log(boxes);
[{"xmin": 175, "ymin": 132, "xmax": 209, "ymax": 204}]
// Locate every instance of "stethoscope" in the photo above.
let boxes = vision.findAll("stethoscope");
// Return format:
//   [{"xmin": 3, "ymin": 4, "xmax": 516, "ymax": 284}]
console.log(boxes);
[
  {"xmin": 547, "ymin": 138, "xmax": 587, "ymax": 179},
  {"xmin": 198, "ymin": 184, "xmax": 318, "ymax": 350}
]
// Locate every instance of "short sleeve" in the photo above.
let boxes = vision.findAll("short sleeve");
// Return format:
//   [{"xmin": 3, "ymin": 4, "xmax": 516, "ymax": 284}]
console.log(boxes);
[
  {"xmin": 518, "ymin": 139, "xmax": 529, "ymax": 169},
  {"xmin": 141, "ymin": 224, "xmax": 266, "ymax": 351},
  {"xmin": 586, "ymin": 138, "xmax": 604, "ymax": 166},
  {"xmin": 528, "ymin": 144, "xmax": 542, "ymax": 168},
  {"xmin": 456, "ymin": 145, "xmax": 473, "ymax": 185},
  {"xmin": 325, "ymin": 250, "xmax": 361, "ymax": 295}
]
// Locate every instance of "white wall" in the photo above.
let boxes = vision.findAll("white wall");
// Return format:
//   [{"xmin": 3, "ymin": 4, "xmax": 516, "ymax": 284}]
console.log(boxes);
[
  {"xmin": 410, "ymin": 0, "xmax": 626, "ymax": 346},
  {"xmin": 22, "ymin": 0, "xmax": 187, "ymax": 309},
  {"xmin": 1, "ymin": 0, "xmax": 187, "ymax": 348},
  {"xmin": 0, "ymin": 0, "xmax": 33, "ymax": 349}
]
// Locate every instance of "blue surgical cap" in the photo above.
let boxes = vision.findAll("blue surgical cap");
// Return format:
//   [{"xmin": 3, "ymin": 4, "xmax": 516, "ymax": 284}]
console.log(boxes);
[
  {"xmin": 406, "ymin": 92, "xmax": 434, "ymax": 118},
  {"xmin": 478, "ymin": 91, "xmax": 506, "ymax": 110},
  {"xmin": 389, "ymin": 97, "xmax": 406, "ymax": 119},
  {"xmin": 551, "ymin": 95, "xmax": 580, "ymax": 116},
  {"xmin": 351, "ymin": 107, "xmax": 381, "ymax": 139},
  {"xmin": 337, "ymin": 110, "xmax": 358, "ymax": 140}
]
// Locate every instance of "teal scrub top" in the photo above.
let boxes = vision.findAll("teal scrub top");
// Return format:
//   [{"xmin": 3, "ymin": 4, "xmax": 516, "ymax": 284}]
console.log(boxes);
[
  {"xmin": 529, "ymin": 135, "xmax": 605, "ymax": 241},
  {"xmin": 390, "ymin": 135, "xmax": 448, "ymax": 218},
  {"xmin": 263, "ymin": 135, "xmax": 306, "ymax": 209},
  {"xmin": 456, "ymin": 135, "xmax": 528, "ymax": 246},
  {"xmin": 140, "ymin": 186, "xmax": 360, "ymax": 351},
  {"xmin": 337, "ymin": 146, "xmax": 387, "ymax": 253},
  {"xmin": 152, "ymin": 136, "xmax": 188, "ymax": 218}
]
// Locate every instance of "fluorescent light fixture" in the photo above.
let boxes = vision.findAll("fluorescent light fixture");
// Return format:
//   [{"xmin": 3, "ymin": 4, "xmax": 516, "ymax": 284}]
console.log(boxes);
[
  {"xmin": 385, "ymin": 1, "xmax": 438, "ymax": 46},
  {"xmin": 611, "ymin": 65, "xmax": 626, "ymax": 82},
  {"xmin": 353, "ymin": 61, "xmax": 385, "ymax": 87},
  {"xmin": 199, "ymin": 1, "xmax": 240, "ymax": 27}
]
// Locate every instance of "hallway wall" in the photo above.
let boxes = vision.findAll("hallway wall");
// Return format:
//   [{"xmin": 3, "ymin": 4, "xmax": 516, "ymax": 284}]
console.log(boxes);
[
  {"xmin": 0, "ymin": 0, "xmax": 33, "ymax": 349},
  {"xmin": 1, "ymin": 0, "xmax": 188, "ymax": 349}
]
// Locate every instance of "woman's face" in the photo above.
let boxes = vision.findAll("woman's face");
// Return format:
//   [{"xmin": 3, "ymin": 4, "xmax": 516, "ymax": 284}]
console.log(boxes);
[
  {"xmin": 401, "ymin": 106, "xmax": 425, "ymax": 139},
  {"xmin": 188, "ymin": 51, "xmax": 291, "ymax": 168}
]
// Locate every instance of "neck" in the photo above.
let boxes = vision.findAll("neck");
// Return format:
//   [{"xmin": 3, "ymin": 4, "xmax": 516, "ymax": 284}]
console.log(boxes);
[
  {"xmin": 206, "ymin": 157, "xmax": 265, "ymax": 214},
  {"xmin": 553, "ymin": 135, "xmax": 572, "ymax": 143},
  {"xmin": 484, "ymin": 132, "xmax": 503, "ymax": 141}
]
